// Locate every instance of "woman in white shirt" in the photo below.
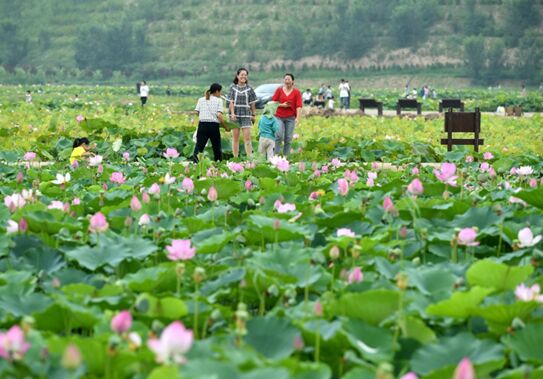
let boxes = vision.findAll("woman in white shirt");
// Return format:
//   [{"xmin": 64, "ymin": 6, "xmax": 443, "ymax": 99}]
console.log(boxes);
[
  {"xmin": 193, "ymin": 83, "xmax": 229, "ymax": 162},
  {"xmin": 139, "ymin": 81, "xmax": 149, "ymax": 106}
]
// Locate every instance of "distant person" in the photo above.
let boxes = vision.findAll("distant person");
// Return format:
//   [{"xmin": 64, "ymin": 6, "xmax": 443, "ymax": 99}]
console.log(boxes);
[
  {"xmin": 539, "ymin": 83, "xmax": 543, "ymax": 92},
  {"xmin": 327, "ymin": 96, "xmax": 335, "ymax": 110},
  {"xmin": 339, "ymin": 79, "xmax": 349, "ymax": 109},
  {"xmin": 70, "ymin": 137, "xmax": 96, "ymax": 165},
  {"xmin": 423, "ymin": 85, "xmax": 430, "ymax": 100},
  {"xmin": 228, "ymin": 68, "xmax": 257, "ymax": 158},
  {"xmin": 139, "ymin": 81, "xmax": 149, "ymax": 107},
  {"xmin": 314, "ymin": 84, "xmax": 325, "ymax": 108},
  {"xmin": 520, "ymin": 84, "xmax": 527, "ymax": 97},
  {"xmin": 431, "ymin": 89, "xmax": 437, "ymax": 99},
  {"xmin": 345, "ymin": 80, "xmax": 351, "ymax": 108},
  {"xmin": 166, "ymin": 87, "xmax": 172, "ymax": 96},
  {"xmin": 302, "ymin": 88, "xmax": 313, "ymax": 106},
  {"xmin": 411, "ymin": 89, "xmax": 418, "ymax": 98},
  {"xmin": 258, "ymin": 102, "xmax": 279, "ymax": 161},
  {"xmin": 74, "ymin": 94, "xmax": 80, "ymax": 102},
  {"xmin": 272, "ymin": 73, "xmax": 302, "ymax": 157},
  {"xmin": 404, "ymin": 84, "xmax": 410, "ymax": 97},
  {"xmin": 318, "ymin": 84, "xmax": 326, "ymax": 98},
  {"xmin": 325, "ymin": 85, "xmax": 333, "ymax": 100},
  {"xmin": 192, "ymin": 83, "xmax": 229, "ymax": 162},
  {"xmin": 25, "ymin": 91, "xmax": 32, "ymax": 103}
]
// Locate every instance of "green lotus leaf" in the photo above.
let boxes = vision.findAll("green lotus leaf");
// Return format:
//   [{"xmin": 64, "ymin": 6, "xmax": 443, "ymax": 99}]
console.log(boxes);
[
  {"xmin": 342, "ymin": 318, "xmax": 394, "ymax": 362},
  {"xmin": 515, "ymin": 188, "xmax": 543, "ymax": 210},
  {"xmin": 410, "ymin": 332, "xmax": 505, "ymax": 377},
  {"xmin": 124, "ymin": 265, "xmax": 177, "ymax": 292},
  {"xmin": 328, "ymin": 289, "xmax": 400, "ymax": 325},
  {"xmin": 467, "ymin": 259, "xmax": 533, "ymax": 291},
  {"xmin": 192, "ymin": 227, "xmax": 236, "ymax": 254},
  {"xmin": 245, "ymin": 316, "xmax": 298, "ymax": 360},
  {"xmin": 426, "ymin": 286, "xmax": 492, "ymax": 319},
  {"xmin": 181, "ymin": 359, "xmax": 240, "ymax": 379},
  {"xmin": 472, "ymin": 302, "xmax": 539, "ymax": 335},
  {"xmin": 135, "ymin": 293, "xmax": 187, "ymax": 320},
  {"xmin": 503, "ymin": 323, "xmax": 543, "ymax": 363}
]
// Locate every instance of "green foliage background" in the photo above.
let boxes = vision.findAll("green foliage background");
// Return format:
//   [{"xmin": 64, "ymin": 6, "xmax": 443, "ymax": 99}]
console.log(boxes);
[{"xmin": 0, "ymin": 0, "xmax": 542, "ymax": 84}]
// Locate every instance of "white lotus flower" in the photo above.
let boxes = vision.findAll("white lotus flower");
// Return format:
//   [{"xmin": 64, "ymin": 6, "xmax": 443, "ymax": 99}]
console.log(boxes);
[
  {"xmin": 516, "ymin": 166, "xmax": 533, "ymax": 176},
  {"xmin": 112, "ymin": 139, "xmax": 122, "ymax": 152},
  {"xmin": 6, "ymin": 220, "xmax": 19, "ymax": 234},
  {"xmin": 164, "ymin": 173, "xmax": 176, "ymax": 185},
  {"xmin": 52, "ymin": 173, "xmax": 71, "ymax": 185},
  {"xmin": 518, "ymin": 227, "xmax": 542, "ymax": 248}
]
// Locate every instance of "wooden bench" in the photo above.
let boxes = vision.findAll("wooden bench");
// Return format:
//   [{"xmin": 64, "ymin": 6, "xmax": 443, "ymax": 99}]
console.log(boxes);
[
  {"xmin": 358, "ymin": 99, "xmax": 383, "ymax": 116},
  {"xmin": 439, "ymin": 99, "xmax": 464, "ymax": 112},
  {"xmin": 396, "ymin": 99, "xmax": 421, "ymax": 115},
  {"xmin": 441, "ymin": 108, "xmax": 484, "ymax": 152}
]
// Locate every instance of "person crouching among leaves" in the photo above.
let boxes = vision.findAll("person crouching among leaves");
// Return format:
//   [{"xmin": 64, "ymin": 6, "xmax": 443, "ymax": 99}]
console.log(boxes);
[{"xmin": 258, "ymin": 102, "xmax": 279, "ymax": 161}]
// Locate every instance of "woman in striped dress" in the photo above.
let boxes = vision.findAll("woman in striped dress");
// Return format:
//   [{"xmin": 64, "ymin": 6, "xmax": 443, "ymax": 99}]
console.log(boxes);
[{"xmin": 228, "ymin": 68, "xmax": 257, "ymax": 158}]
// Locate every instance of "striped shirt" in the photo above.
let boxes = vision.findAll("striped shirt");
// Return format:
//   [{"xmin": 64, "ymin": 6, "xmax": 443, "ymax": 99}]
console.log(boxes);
[
  {"xmin": 195, "ymin": 96, "xmax": 223, "ymax": 123},
  {"xmin": 228, "ymin": 84, "xmax": 256, "ymax": 124}
]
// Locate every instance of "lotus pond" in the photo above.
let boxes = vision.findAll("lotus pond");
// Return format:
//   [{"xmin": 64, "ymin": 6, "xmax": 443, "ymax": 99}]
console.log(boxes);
[{"xmin": 0, "ymin": 86, "xmax": 542, "ymax": 379}]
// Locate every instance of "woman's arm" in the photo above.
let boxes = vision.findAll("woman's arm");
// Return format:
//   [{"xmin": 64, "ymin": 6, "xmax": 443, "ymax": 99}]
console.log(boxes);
[
  {"xmin": 229, "ymin": 101, "xmax": 236, "ymax": 121},
  {"xmin": 217, "ymin": 112, "xmax": 229, "ymax": 131}
]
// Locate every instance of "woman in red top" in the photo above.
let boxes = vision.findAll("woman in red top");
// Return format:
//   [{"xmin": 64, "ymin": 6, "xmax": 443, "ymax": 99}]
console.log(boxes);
[{"xmin": 272, "ymin": 73, "xmax": 303, "ymax": 157}]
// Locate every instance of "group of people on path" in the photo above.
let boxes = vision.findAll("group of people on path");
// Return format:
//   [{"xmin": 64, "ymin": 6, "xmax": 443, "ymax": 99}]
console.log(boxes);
[
  {"xmin": 192, "ymin": 69, "xmax": 302, "ymax": 162},
  {"xmin": 302, "ymin": 79, "xmax": 352, "ymax": 110}
]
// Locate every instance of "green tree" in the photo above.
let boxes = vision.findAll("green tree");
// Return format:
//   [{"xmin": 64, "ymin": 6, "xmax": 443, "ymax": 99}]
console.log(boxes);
[
  {"xmin": 485, "ymin": 40, "xmax": 505, "ymax": 84},
  {"xmin": 464, "ymin": 35, "xmax": 486, "ymax": 81},
  {"xmin": 503, "ymin": 0, "xmax": 540, "ymax": 46},
  {"xmin": 517, "ymin": 30, "xmax": 543, "ymax": 84},
  {"xmin": 0, "ymin": 21, "xmax": 30, "ymax": 70}
]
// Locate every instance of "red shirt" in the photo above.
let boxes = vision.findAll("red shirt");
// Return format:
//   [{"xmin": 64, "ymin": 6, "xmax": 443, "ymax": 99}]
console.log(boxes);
[{"xmin": 272, "ymin": 87, "xmax": 303, "ymax": 118}]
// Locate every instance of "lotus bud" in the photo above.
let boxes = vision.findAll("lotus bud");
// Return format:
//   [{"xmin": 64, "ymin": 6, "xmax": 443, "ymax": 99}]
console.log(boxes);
[
  {"xmin": 267, "ymin": 284, "xmax": 279, "ymax": 297},
  {"xmin": 193, "ymin": 267, "xmax": 206, "ymax": 283},
  {"xmin": 176, "ymin": 263, "xmax": 186, "ymax": 278},
  {"xmin": 376, "ymin": 363, "xmax": 394, "ymax": 379},
  {"xmin": 62, "ymin": 344, "xmax": 82, "ymax": 370},
  {"xmin": 273, "ymin": 219, "xmax": 281, "ymax": 230},
  {"xmin": 396, "ymin": 272, "xmax": 408, "ymax": 291},
  {"xmin": 16, "ymin": 171, "xmax": 24, "ymax": 183},
  {"xmin": 18, "ymin": 218, "xmax": 28, "ymax": 233},
  {"xmin": 399, "ymin": 226, "xmax": 408, "ymax": 238},
  {"xmin": 314, "ymin": 300, "xmax": 323, "ymax": 317},
  {"xmin": 329, "ymin": 245, "xmax": 340, "ymax": 260}
]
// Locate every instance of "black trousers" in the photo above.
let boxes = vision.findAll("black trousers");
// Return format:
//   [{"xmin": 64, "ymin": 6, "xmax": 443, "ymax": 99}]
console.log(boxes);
[
  {"xmin": 192, "ymin": 121, "xmax": 222, "ymax": 162},
  {"xmin": 140, "ymin": 96, "xmax": 147, "ymax": 106}
]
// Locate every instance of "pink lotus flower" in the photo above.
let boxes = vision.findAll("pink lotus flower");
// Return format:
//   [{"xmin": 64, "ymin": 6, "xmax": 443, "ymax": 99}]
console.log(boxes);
[
  {"xmin": 457, "ymin": 228, "xmax": 479, "ymax": 246},
  {"xmin": 483, "ymin": 152, "xmax": 494, "ymax": 160},
  {"xmin": 411, "ymin": 167, "xmax": 419, "ymax": 175},
  {"xmin": 337, "ymin": 228, "xmax": 356, "ymax": 238},
  {"xmin": 111, "ymin": 310, "xmax": 132, "ymax": 334},
  {"xmin": 514, "ymin": 283, "xmax": 543, "ymax": 302},
  {"xmin": 517, "ymin": 227, "xmax": 542, "ymax": 248},
  {"xmin": 181, "ymin": 178, "xmax": 194, "ymax": 193},
  {"xmin": 139, "ymin": 213, "xmax": 151, "ymax": 226},
  {"xmin": 270, "ymin": 156, "xmax": 290, "ymax": 172},
  {"xmin": 244, "ymin": 180, "xmax": 253, "ymax": 191},
  {"xmin": 0, "ymin": 325, "xmax": 30, "ymax": 361},
  {"xmin": 23, "ymin": 151, "xmax": 36, "ymax": 161},
  {"xmin": 62, "ymin": 343, "xmax": 82, "ymax": 369},
  {"xmin": 72, "ymin": 198, "xmax": 81, "ymax": 206},
  {"xmin": 383, "ymin": 196, "xmax": 395, "ymax": 213},
  {"xmin": 407, "ymin": 178, "xmax": 424, "ymax": 195},
  {"xmin": 75, "ymin": 115, "xmax": 85, "ymax": 123},
  {"xmin": 4, "ymin": 194, "xmax": 26, "ymax": 212},
  {"xmin": 166, "ymin": 239, "xmax": 196, "ymax": 261},
  {"xmin": 434, "ymin": 162, "xmax": 457, "ymax": 186},
  {"xmin": 18, "ymin": 218, "xmax": 28, "ymax": 233},
  {"xmin": 480, "ymin": 162, "xmax": 490, "ymax": 172},
  {"xmin": 337, "ymin": 178, "xmax": 349, "ymax": 196},
  {"xmin": 163, "ymin": 148, "xmax": 179, "ymax": 159},
  {"xmin": 298, "ymin": 162, "xmax": 306, "ymax": 172},
  {"xmin": 110, "ymin": 172, "xmax": 126, "ymax": 184},
  {"xmin": 322, "ymin": 165, "xmax": 329, "ymax": 173},
  {"xmin": 465, "ymin": 155, "xmax": 474, "ymax": 163},
  {"xmin": 452, "ymin": 357, "xmax": 476, "ymax": 379},
  {"xmin": 142, "ymin": 191, "xmax": 150, "ymax": 203},
  {"xmin": 371, "ymin": 162, "xmax": 379, "ymax": 170},
  {"xmin": 148, "ymin": 183, "xmax": 161, "ymax": 195},
  {"xmin": 529, "ymin": 178, "xmax": 537, "ymax": 188},
  {"xmin": 313, "ymin": 169, "xmax": 321, "ymax": 178},
  {"xmin": 314, "ymin": 300, "xmax": 323, "ymax": 317},
  {"xmin": 275, "ymin": 200, "xmax": 296, "ymax": 213},
  {"xmin": 97, "ymin": 164, "xmax": 103, "ymax": 174},
  {"xmin": 400, "ymin": 372, "xmax": 419, "ymax": 379},
  {"xmin": 48, "ymin": 200, "xmax": 65, "ymax": 211},
  {"xmin": 293, "ymin": 335, "xmax": 304, "ymax": 351},
  {"xmin": 131, "ymin": 196, "xmax": 142, "ymax": 211},
  {"xmin": 147, "ymin": 321, "xmax": 193, "ymax": 364},
  {"xmin": 344, "ymin": 169, "xmax": 359, "ymax": 183},
  {"xmin": 16, "ymin": 172, "xmax": 24, "ymax": 183},
  {"xmin": 227, "ymin": 162, "xmax": 244, "ymax": 173},
  {"xmin": 366, "ymin": 178, "xmax": 375, "ymax": 187},
  {"xmin": 331, "ymin": 158, "xmax": 342, "ymax": 168},
  {"xmin": 509, "ymin": 196, "xmax": 527, "ymax": 206},
  {"xmin": 88, "ymin": 155, "xmax": 103, "ymax": 167},
  {"xmin": 122, "ymin": 151, "xmax": 130, "ymax": 161},
  {"xmin": 348, "ymin": 267, "xmax": 363, "ymax": 284},
  {"xmin": 89, "ymin": 212, "xmax": 109, "ymax": 233},
  {"xmin": 208, "ymin": 186, "xmax": 218, "ymax": 202}
]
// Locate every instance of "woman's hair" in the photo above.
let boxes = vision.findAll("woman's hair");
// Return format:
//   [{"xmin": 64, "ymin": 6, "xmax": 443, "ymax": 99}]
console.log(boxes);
[
  {"xmin": 285, "ymin": 73, "xmax": 295, "ymax": 81},
  {"xmin": 205, "ymin": 83, "xmax": 222, "ymax": 100},
  {"xmin": 233, "ymin": 68, "xmax": 249, "ymax": 85},
  {"xmin": 73, "ymin": 137, "xmax": 90, "ymax": 148}
]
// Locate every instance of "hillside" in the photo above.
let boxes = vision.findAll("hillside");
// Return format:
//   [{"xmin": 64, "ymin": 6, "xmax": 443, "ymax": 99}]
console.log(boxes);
[{"xmin": 0, "ymin": 0, "xmax": 542, "ymax": 84}]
